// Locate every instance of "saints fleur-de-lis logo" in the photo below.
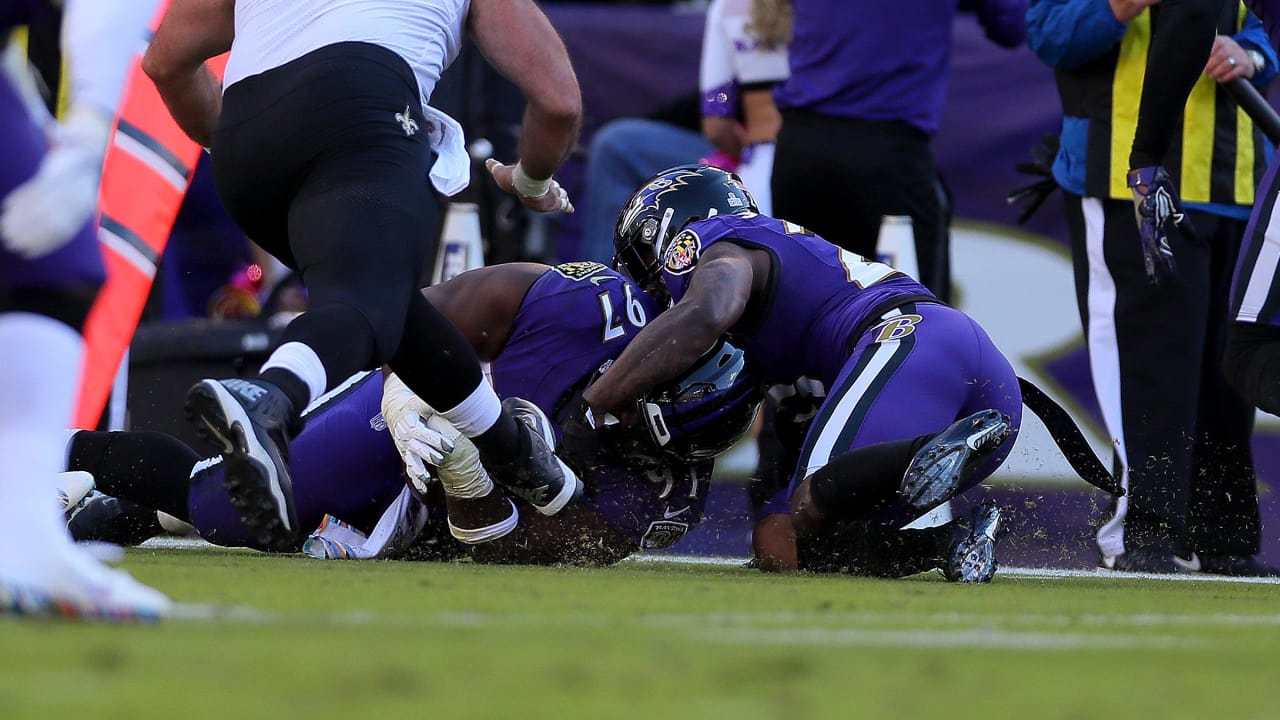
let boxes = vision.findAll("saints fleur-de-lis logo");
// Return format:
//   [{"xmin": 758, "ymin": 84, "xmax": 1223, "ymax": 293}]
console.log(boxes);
[{"xmin": 395, "ymin": 106, "xmax": 419, "ymax": 136}]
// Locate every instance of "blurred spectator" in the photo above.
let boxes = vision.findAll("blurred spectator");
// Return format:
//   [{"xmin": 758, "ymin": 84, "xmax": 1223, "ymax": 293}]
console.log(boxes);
[
  {"xmin": 700, "ymin": 0, "xmax": 790, "ymax": 211},
  {"xmin": 770, "ymin": 0, "xmax": 1026, "ymax": 302},
  {"xmin": 1028, "ymin": 0, "xmax": 1278, "ymax": 575},
  {"xmin": 580, "ymin": 0, "xmax": 790, "ymax": 264},
  {"xmin": 580, "ymin": 100, "xmax": 713, "ymax": 264}
]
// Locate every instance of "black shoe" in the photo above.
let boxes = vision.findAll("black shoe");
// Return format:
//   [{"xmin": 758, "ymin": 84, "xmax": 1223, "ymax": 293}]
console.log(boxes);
[
  {"xmin": 67, "ymin": 495, "xmax": 163, "ymax": 546},
  {"xmin": 1197, "ymin": 554, "xmax": 1280, "ymax": 577},
  {"xmin": 1099, "ymin": 547, "xmax": 1191, "ymax": 574},
  {"xmin": 900, "ymin": 410, "xmax": 1012, "ymax": 512},
  {"xmin": 942, "ymin": 500, "xmax": 1008, "ymax": 583},
  {"xmin": 185, "ymin": 378, "xmax": 302, "ymax": 552},
  {"xmin": 489, "ymin": 397, "xmax": 583, "ymax": 516}
]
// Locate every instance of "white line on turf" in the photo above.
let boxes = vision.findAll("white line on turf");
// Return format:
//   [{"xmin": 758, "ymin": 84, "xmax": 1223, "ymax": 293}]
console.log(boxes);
[
  {"xmin": 163, "ymin": 603, "xmax": 1214, "ymax": 651},
  {"xmin": 626, "ymin": 553, "xmax": 1280, "ymax": 585},
  {"xmin": 143, "ymin": 537, "xmax": 1280, "ymax": 585}
]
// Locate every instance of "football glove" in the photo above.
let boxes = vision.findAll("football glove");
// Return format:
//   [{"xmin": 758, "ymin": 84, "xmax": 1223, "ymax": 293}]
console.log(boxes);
[
  {"xmin": 380, "ymin": 372, "xmax": 449, "ymax": 494},
  {"xmin": 1006, "ymin": 133, "xmax": 1060, "ymax": 225},
  {"xmin": 1, "ymin": 107, "xmax": 112, "ymax": 259},
  {"xmin": 1126, "ymin": 165, "xmax": 1185, "ymax": 283}
]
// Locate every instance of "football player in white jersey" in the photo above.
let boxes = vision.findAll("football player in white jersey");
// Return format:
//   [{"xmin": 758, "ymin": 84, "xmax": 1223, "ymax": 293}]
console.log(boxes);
[
  {"xmin": 142, "ymin": 0, "xmax": 586, "ymax": 553},
  {"xmin": 0, "ymin": 0, "xmax": 168, "ymax": 620}
]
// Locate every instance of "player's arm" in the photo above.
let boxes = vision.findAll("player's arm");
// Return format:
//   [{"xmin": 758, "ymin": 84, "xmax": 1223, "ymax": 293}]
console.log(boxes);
[
  {"xmin": 141, "ymin": 0, "xmax": 235, "ymax": 149},
  {"xmin": 421, "ymin": 263, "xmax": 546, "ymax": 361},
  {"xmin": 1125, "ymin": 0, "xmax": 1226, "ymax": 281},
  {"xmin": 1129, "ymin": 0, "xmax": 1226, "ymax": 169},
  {"xmin": 468, "ymin": 0, "xmax": 583, "ymax": 214},
  {"xmin": 583, "ymin": 243, "xmax": 754, "ymax": 416},
  {"xmin": 752, "ymin": 514, "xmax": 798, "ymax": 572}
]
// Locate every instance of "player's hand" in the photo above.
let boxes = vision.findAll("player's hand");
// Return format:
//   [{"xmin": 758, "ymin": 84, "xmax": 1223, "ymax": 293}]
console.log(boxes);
[
  {"xmin": 1126, "ymin": 165, "xmax": 1183, "ymax": 283},
  {"xmin": 558, "ymin": 401, "xmax": 600, "ymax": 476},
  {"xmin": 1205, "ymin": 35, "xmax": 1255, "ymax": 83},
  {"xmin": 381, "ymin": 373, "xmax": 449, "ymax": 492},
  {"xmin": 1006, "ymin": 134, "xmax": 1060, "ymax": 225},
  {"xmin": 485, "ymin": 158, "xmax": 574, "ymax": 214},
  {"xmin": 0, "ymin": 107, "xmax": 112, "ymax": 259},
  {"xmin": 559, "ymin": 396, "xmax": 622, "ymax": 475}
]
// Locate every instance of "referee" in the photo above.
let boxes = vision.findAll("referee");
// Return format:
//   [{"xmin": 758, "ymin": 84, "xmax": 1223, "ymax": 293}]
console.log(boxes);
[
  {"xmin": 1029, "ymin": 0, "xmax": 1278, "ymax": 575},
  {"xmin": 143, "ymin": 0, "xmax": 584, "ymax": 551}
]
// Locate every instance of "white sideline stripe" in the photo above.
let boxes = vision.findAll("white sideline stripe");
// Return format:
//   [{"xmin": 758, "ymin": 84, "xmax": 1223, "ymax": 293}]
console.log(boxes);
[
  {"xmin": 699, "ymin": 627, "xmax": 1201, "ymax": 651},
  {"xmin": 141, "ymin": 538, "xmax": 1280, "ymax": 586},
  {"xmin": 163, "ymin": 604, "xmax": 1213, "ymax": 651},
  {"xmin": 627, "ymin": 554, "xmax": 1280, "ymax": 585}
]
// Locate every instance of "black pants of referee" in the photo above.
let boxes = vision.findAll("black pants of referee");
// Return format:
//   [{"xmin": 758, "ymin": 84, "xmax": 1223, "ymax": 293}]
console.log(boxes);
[
  {"xmin": 211, "ymin": 41, "xmax": 486, "ymax": 414},
  {"xmin": 1063, "ymin": 193, "xmax": 1260, "ymax": 559},
  {"xmin": 771, "ymin": 109, "xmax": 952, "ymax": 302}
]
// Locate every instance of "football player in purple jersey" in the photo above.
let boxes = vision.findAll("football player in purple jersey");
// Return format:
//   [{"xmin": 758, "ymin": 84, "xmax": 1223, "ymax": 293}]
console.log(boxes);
[
  {"xmin": 0, "ymin": 0, "xmax": 168, "ymax": 619},
  {"xmin": 581, "ymin": 164, "xmax": 1025, "ymax": 582},
  {"xmin": 63, "ymin": 262, "xmax": 761, "ymax": 566}
]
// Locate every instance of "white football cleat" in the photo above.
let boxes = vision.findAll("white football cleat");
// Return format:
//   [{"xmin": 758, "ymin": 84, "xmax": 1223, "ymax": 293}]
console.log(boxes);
[{"xmin": 0, "ymin": 543, "xmax": 172, "ymax": 622}]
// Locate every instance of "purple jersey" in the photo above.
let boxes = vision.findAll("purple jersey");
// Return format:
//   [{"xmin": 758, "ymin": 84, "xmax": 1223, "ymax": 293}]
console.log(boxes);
[
  {"xmin": 190, "ymin": 265, "xmax": 705, "ymax": 554},
  {"xmin": 775, "ymin": 0, "xmax": 1024, "ymax": 135},
  {"xmin": 189, "ymin": 371, "xmax": 407, "ymax": 548},
  {"xmin": 0, "ymin": 63, "xmax": 105, "ymax": 290},
  {"xmin": 660, "ymin": 213, "xmax": 935, "ymax": 387},
  {"xmin": 492, "ymin": 261, "xmax": 657, "ymax": 432}
]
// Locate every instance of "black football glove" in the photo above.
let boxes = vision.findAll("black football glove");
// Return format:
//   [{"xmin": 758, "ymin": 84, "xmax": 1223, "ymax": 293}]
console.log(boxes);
[{"xmin": 1006, "ymin": 133, "xmax": 1061, "ymax": 225}]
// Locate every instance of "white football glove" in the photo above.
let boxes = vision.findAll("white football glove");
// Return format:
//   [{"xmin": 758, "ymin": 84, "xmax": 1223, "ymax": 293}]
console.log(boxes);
[
  {"xmin": 381, "ymin": 372, "xmax": 450, "ymax": 493},
  {"xmin": 0, "ymin": 106, "xmax": 112, "ymax": 259},
  {"xmin": 380, "ymin": 372, "xmax": 493, "ymax": 499}
]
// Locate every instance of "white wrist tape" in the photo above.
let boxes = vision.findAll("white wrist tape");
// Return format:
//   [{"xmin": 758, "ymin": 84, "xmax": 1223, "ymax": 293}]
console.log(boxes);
[{"xmin": 511, "ymin": 162, "xmax": 553, "ymax": 199}]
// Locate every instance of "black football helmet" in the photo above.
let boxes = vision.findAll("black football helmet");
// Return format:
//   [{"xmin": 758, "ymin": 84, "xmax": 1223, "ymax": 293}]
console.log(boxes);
[
  {"xmin": 576, "ymin": 339, "xmax": 763, "ymax": 469},
  {"xmin": 612, "ymin": 164, "xmax": 759, "ymax": 291}
]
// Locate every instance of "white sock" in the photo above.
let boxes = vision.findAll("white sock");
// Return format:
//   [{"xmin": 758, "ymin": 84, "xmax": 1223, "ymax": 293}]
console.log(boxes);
[
  {"xmin": 0, "ymin": 313, "xmax": 85, "ymax": 562},
  {"xmin": 438, "ymin": 380, "xmax": 502, "ymax": 438},
  {"xmin": 260, "ymin": 341, "xmax": 327, "ymax": 407}
]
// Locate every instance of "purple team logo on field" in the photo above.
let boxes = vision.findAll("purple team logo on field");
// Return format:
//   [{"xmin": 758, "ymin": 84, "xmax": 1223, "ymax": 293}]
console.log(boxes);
[{"xmin": 663, "ymin": 230, "xmax": 701, "ymax": 274}]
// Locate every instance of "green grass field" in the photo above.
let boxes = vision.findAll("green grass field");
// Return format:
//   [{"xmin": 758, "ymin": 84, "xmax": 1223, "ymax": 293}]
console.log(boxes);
[{"xmin": 2, "ymin": 544, "xmax": 1277, "ymax": 720}]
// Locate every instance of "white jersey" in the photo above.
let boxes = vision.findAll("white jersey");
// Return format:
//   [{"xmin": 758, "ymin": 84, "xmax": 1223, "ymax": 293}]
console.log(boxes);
[
  {"xmin": 699, "ymin": 0, "xmax": 789, "ymax": 103},
  {"xmin": 224, "ymin": 0, "xmax": 470, "ymax": 109},
  {"xmin": 223, "ymin": 0, "xmax": 474, "ymax": 195}
]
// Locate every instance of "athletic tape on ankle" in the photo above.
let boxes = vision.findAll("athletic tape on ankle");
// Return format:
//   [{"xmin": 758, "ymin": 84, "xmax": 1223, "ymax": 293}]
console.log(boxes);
[
  {"xmin": 448, "ymin": 499, "xmax": 519, "ymax": 543},
  {"xmin": 438, "ymin": 433, "xmax": 494, "ymax": 499}
]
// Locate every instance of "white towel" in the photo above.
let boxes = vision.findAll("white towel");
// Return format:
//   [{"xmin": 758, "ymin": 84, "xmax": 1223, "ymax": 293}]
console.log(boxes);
[{"xmin": 423, "ymin": 105, "xmax": 471, "ymax": 197}]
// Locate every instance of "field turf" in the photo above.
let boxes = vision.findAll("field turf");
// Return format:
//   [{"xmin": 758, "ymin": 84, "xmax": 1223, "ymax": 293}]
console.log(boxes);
[{"xmin": 2, "ymin": 544, "xmax": 1277, "ymax": 720}]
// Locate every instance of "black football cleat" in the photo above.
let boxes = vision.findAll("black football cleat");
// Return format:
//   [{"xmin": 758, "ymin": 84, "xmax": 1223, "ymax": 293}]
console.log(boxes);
[
  {"xmin": 900, "ymin": 410, "xmax": 1012, "ymax": 512},
  {"xmin": 490, "ymin": 397, "xmax": 583, "ymax": 516},
  {"xmin": 942, "ymin": 500, "xmax": 1008, "ymax": 583},
  {"xmin": 185, "ymin": 378, "xmax": 302, "ymax": 552},
  {"xmin": 1099, "ymin": 547, "xmax": 1191, "ymax": 574},
  {"xmin": 67, "ymin": 495, "xmax": 163, "ymax": 547},
  {"xmin": 1197, "ymin": 554, "xmax": 1280, "ymax": 577}
]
